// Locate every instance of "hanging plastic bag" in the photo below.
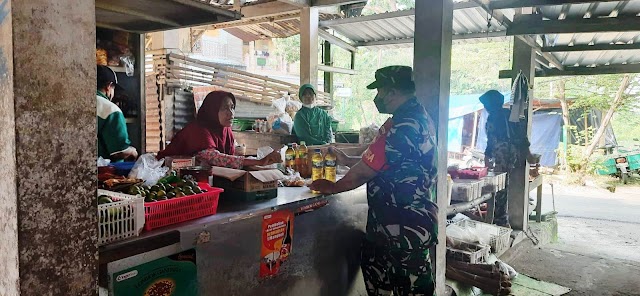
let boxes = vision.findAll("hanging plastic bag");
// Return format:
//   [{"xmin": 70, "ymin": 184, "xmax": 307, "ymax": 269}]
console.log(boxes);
[
  {"xmin": 128, "ymin": 154, "xmax": 169, "ymax": 186},
  {"xmin": 120, "ymin": 54, "xmax": 135, "ymax": 77},
  {"xmin": 270, "ymin": 96, "xmax": 294, "ymax": 134}
]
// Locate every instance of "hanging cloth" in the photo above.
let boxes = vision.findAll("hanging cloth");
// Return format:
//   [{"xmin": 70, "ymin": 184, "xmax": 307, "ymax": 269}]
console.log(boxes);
[{"xmin": 510, "ymin": 70, "xmax": 529, "ymax": 122}]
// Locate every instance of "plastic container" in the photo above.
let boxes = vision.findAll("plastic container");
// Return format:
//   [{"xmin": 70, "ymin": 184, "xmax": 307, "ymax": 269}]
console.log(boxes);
[
  {"xmin": 451, "ymin": 179, "xmax": 484, "ymax": 202},
  {"xmin": 97, "ymin": 190, "xmax": 145, "ymax": 246},
  {"xmin": 482, "ymin": 172, "xmax": 507, "ymax": 194},
  {"xmin": 143, "ymin": 183, "xmax": 223, "ymax": 231},
  {"xmin": 112, "ymin": 161, "xmax": 136, "ymax": 176},
  {"xmin": 454, "ymin": 219, "xmax": 512, "ymax": 255},
  {"xmin": 446, "ymin": 238, "xmax": 490, "ymax": 264}
]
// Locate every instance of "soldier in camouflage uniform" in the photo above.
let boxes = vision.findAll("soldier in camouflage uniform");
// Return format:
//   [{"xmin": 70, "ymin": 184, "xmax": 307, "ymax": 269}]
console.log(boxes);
[
  {"xmin": 480, "ymin": 90, "xmax": 531, "ymax": 228},
  {"xmin": 311, "ymin": 66, "xmax": 438, "ymax": 296}
]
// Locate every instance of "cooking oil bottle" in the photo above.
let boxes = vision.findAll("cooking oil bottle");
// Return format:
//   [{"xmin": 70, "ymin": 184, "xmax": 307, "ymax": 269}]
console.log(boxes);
[
  {"xmin": 296, "ymin": 141, "xmax": 309, "ymax": 178},
  {"xmin": 285, "ymin": 144, "xmax": 296, "ymax": 172},
  {"xmin": 324, "ymin": 148, "xmax": 337, "ymax": 182},
  {"xmin": 311, "ymin": 149, "xmax": 324, "ymax": 193}
]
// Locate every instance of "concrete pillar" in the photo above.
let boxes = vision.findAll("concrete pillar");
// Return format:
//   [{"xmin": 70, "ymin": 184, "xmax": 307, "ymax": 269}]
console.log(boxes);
[
  {"xmin": 300, "ymin": 7, "xmax": 319, "ymax": 87},
  {"xmin": 413, "ymin": 0, "xmax": 453, "ymax": 295},
  {"xmin": 0, "ymin": 1, "xmax": 98, "ymax": 295},
  {"xmin": 508, "ymin": 14, "xmax": 536, "ymax": 231},
  {"xmin": 0, "ymin": 0, "xmax": 19, "ymax": 294}
]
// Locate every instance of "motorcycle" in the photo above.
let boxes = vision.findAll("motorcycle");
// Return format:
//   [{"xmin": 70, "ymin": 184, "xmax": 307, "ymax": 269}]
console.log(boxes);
[{"xmin": 596, "ymin": 140, "xmax": 640, "ymax": 184}]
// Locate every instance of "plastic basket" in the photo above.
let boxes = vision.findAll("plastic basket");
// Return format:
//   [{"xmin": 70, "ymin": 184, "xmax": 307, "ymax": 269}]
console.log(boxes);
[
  {"xmin": 451, "ymin": 179, "xmax": 484, "ymax": 202},
  {"xmin": 454, "ymin": 220, "xmax": 512, "ymax": 255},
  {"xmin": 144, "ymin": 183, "xmax": 223, "ymax": 231},
  {"xmin": 97, "ymin": 190, "xmax": 145, "ymax": 246},
  {"xmin": 446, "ymin": 238, "xmax": 490, "ymax": 264},
  {"xmin": 482, "ymin": 172, "xmax": 507, "ymax": 194}
]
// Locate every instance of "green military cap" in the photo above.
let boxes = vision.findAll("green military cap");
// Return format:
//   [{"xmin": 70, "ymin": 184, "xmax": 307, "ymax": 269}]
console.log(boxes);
[{"xmin": 366, "ymin": 65, "xmax": 415, "ymax": 90}]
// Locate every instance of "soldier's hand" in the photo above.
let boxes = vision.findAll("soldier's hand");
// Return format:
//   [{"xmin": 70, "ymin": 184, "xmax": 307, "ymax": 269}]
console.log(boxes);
[{"xmin": 309, "ymin": 179, "xmax": 336, "ymax": 194}]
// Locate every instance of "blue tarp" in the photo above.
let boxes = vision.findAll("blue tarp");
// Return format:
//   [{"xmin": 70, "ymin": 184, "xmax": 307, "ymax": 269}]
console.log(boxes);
[{"xmin": 447, "ymin": 92, "xmax": 561, "ymax": 167}]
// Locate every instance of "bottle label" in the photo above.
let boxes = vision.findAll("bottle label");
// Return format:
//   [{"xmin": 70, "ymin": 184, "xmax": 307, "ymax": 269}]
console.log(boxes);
[
  {"xmin": 285, "ymin": 154, "xmax": 295, "ymax": 161},
  {"xmin": 325, "ymin": 159, "xmax": 336, "ymax": 167},
  {"xmin": 312, "ymin": 161, "xmax": 324, "ymax": 169}
]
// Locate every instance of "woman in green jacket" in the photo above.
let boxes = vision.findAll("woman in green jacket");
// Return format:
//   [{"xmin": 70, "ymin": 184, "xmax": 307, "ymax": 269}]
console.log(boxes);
[{"xmin": 293, "ymin": 84, "xmax": 333, "ymax": 145}]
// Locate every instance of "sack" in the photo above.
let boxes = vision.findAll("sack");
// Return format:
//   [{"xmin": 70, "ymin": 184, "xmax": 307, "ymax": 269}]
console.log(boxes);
[{"xmin": 128, "ymin": 154, "xmax": 169, "ymax": 186}]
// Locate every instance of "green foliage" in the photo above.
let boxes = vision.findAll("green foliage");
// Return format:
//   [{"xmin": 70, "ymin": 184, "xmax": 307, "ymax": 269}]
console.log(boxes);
[{"xmin": 273, "ymin": 35, "xmax": 301, "ymax": 64}]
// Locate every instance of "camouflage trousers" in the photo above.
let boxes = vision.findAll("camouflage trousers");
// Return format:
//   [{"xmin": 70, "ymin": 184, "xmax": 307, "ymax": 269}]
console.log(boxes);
[
  {"xmin": 361, "ymin": 240, "xmax": 435, "ymax": 296},
  {"xmin": 494, "ymin": 187, "xmax": 509, "ymax": 227}
]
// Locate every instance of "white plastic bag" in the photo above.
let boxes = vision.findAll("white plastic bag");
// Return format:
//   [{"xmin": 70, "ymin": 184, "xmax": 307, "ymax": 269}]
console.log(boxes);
[
  {"xmin": 97, "ymin": 157, "xmax": 111, "ymax": 167},
  {"xmin": 270, "ymin": 96, "xmax": 295, "ymax": 134},
  {"xmin": 128, "ymin": 154, "xmax": 169, "ymax": 186}
]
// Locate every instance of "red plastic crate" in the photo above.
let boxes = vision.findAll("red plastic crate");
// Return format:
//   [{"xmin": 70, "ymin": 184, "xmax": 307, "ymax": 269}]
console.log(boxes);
[{"xmin": 144, "ymin": 183, "xmax": 223, "ymax": 231}]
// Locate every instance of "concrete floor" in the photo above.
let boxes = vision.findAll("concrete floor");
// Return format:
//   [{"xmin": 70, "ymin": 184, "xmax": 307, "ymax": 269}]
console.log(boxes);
[{"xmin": 500, "ymin": 182, "xmax": 640, "ymax": 296}]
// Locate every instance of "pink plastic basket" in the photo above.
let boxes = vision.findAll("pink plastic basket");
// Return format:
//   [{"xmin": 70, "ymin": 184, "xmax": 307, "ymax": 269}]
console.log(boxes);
[{"xmin": 144, "ymin": 183, "xmax": 223, "ymax": 231}]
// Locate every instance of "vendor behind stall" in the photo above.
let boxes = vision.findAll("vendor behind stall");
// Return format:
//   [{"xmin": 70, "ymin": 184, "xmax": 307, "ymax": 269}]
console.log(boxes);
[
  {"xmin": 157, "ymin": 91, "xmax": 281, "ymax": 168},
  {"xmin": 293, "ymin": 84, "xmax": 333, "ymax": 145},
  {"xmin": 480, "ymin": 90, "xmax": 532, "ymax": 228},
  {"xmin": 311, "ymin": 66, "xmax": 438, "ymax": 296},
  {"xmin": 97, "ymin": 65, "xmax": 138, "ymax": 161}
]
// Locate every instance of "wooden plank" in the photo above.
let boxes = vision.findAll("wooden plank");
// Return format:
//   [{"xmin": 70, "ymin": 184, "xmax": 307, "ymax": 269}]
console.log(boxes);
[
  {"xmin": 490, "ymin": 0, "xmax": 620, "ymax": 10},
  {"xmin": 508, "ymin": 15, "xmax": 640, "ymax": 35},
  {"xmin": 542, "ymin": 43, "xmax": 640, "ymax": 52}
]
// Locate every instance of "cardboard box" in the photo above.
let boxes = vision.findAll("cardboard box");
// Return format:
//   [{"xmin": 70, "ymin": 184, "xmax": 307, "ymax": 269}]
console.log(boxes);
[
  {"xmin": 112, "ymin": 249, "xmax": 197, "ymax": 296},
  {"xmin": 164, "ymin": 156, "xmax": 196, "ymax": 171},
  {"xmin": 220, "ymin": 187, "xmax": 278, "ymax": 202},
  {"xmin": 210, "ymin": 166, "xmax": 284, "ymax": 192}
]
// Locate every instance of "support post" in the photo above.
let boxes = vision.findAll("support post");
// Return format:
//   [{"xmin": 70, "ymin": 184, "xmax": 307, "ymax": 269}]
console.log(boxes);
[
  {"xmin": 0, "ymin": 0, "xmax": 98, "ymax": 294},
  {"xmin": 508, "ymin": 12, "xmax": 536, "ymax": 231},
  {"xmin": 323, "ymin": 40, "xmax": 333, "ymax": 95},
  {"xmin": 414, "ymin": 0, "xmax": 453, "ymax": 294},
  {"xmin": 300, "ymin": 6, "xmax": 319, "ymax": 87}
]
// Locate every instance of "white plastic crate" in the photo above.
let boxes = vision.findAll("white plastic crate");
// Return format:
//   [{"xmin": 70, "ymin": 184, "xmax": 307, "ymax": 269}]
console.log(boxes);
[
  {"xmin": 454, "ymin": 219, "xmax": 512, "ymax": 255},
  {"xmin": 451, "ymin": 179, "xmax": 484, "ymax": 202},
  {"xmin": 446, "ymin": 238, "xmax": 490, "ymax": 264},
  {"xmin": 97, "ymin": 190, "xmax": 145, "ymax": 246},
  {"xmin": 482, "ymin": 172, "xmax": 507, "ymax": 193}
]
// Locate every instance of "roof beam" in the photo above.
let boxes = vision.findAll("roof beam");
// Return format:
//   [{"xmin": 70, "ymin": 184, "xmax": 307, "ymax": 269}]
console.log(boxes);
[
  {"xmin": 318, "ymin": 30, "xmax": 357, "ymax": 52},
  {"xmin": 500, "ymin": 63, "xmax": 640, "ymax": 78},
  {"xmin": 276, "ymin": 0, "xmax": 310, "ymax": 7},
  {"xmin": 168, "ymin": 0, "xmax": 240, "ymax": 19},
  {"xmin": 96, "ymin": 2, "xmax": 181, "ymax": 27},
  {"xmin": 489, "ymin": 0, "xmax": 621, "ymax": 10},
  {"xmin": 517, "ymin": 35, "xmax": 565, "ymax": 70},
  {"xmin": 313, "ymin": 0, "xmax": 368, "ymax": 7},
  {"xmin": 318, "ymin": 65, "xmax": 357, "ymax": 75},
  {"xmin": 542, "ymin": 43, "xmax": 640, "ymax": 52},
  {"xmin": 508, "ymin": 15, "xmax": 640, "ymax": 35},
  {"xmin": 240, "ymin": 1, "xmax": 300, "ymax": 18},
  {"xmin": 319, "ymin": 9, "xmax": 415, "ymax": 27}
]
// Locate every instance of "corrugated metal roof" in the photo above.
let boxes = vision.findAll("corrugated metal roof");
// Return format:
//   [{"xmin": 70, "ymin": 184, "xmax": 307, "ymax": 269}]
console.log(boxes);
[
  {"xmin": 318, "ymin": 5, "xmax": 511, "ymax": 48},
  {"xmin": 317, "ymin": 0, "xmax": 640, "ymax": 73}
]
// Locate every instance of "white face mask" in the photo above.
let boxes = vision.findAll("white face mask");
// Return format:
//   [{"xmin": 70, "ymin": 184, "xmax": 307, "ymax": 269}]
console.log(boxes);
[{"xmin": 303, "ymin": 103, "xmax": 315, "ymax": 109}]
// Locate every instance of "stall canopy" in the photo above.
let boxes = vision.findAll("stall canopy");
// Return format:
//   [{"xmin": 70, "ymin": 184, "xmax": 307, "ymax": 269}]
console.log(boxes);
[
  {"xmin": 319, "ymin": 1, "xmax": 640, "ymax": 77},
  {"xmin": 95, "ymin": 0, "xmax": 241, "ymax": 32}
]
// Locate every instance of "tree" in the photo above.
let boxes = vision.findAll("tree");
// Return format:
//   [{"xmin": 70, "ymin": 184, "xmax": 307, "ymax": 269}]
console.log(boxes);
[
  {"xmin": 583, "ymin": 74, "xmax": 632, "ymax": 159},
  {"xmin": 273, "ymin": 35, "xmax": 301, "ymax": 72}
]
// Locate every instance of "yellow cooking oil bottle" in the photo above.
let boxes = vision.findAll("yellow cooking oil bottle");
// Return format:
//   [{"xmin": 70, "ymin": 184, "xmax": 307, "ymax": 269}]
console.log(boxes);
[
  {"xmin": 311, "ymin": 149, "xmax": 324, "ymax": 193},
  {"xmin": 285, "ymin": 143, "xmax": 296, "ymax": 172},
  {"xmin": 324, "ymin": 148, "xmax": 337, "ymax": 183}
]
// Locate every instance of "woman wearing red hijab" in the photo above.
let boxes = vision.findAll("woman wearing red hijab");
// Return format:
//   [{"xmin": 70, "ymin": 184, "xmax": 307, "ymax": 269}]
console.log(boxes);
[{"xmin": 157, "ymin": 91, "xmax": 281, "ymax": 168}]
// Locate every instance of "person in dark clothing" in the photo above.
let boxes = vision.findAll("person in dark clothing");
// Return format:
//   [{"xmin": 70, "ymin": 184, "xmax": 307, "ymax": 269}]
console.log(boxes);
[{"xmin": 480, "ymin": 90, "xmax": 531, "ymax": 228}]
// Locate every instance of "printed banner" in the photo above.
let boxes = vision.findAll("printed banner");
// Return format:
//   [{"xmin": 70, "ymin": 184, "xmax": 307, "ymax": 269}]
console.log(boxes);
[{"xmin": 259, "ymin": 210, "xmax": 294, "ymax": 278}]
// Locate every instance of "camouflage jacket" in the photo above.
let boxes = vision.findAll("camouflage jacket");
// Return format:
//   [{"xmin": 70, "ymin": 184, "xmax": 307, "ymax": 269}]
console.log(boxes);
[{"xmin": 362, "ymin": 98, "xmax": 439, "ymax": 250}]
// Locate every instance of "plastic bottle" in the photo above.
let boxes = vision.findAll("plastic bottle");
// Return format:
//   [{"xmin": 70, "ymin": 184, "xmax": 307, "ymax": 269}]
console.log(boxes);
[
  {"xmin": 296, "ymin": 141, "xmax": 309, "ymax": 178},
  {"xmin": 285, "ymin": 144, "xmax": 296, "ymax": 172},
  {"xmin": 311, "ymin": 149, "xmax": 324, "ymax": 193},
  {"xmin": 324, "ymin": 148, "xmax": 337, "ymax": 182}
]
